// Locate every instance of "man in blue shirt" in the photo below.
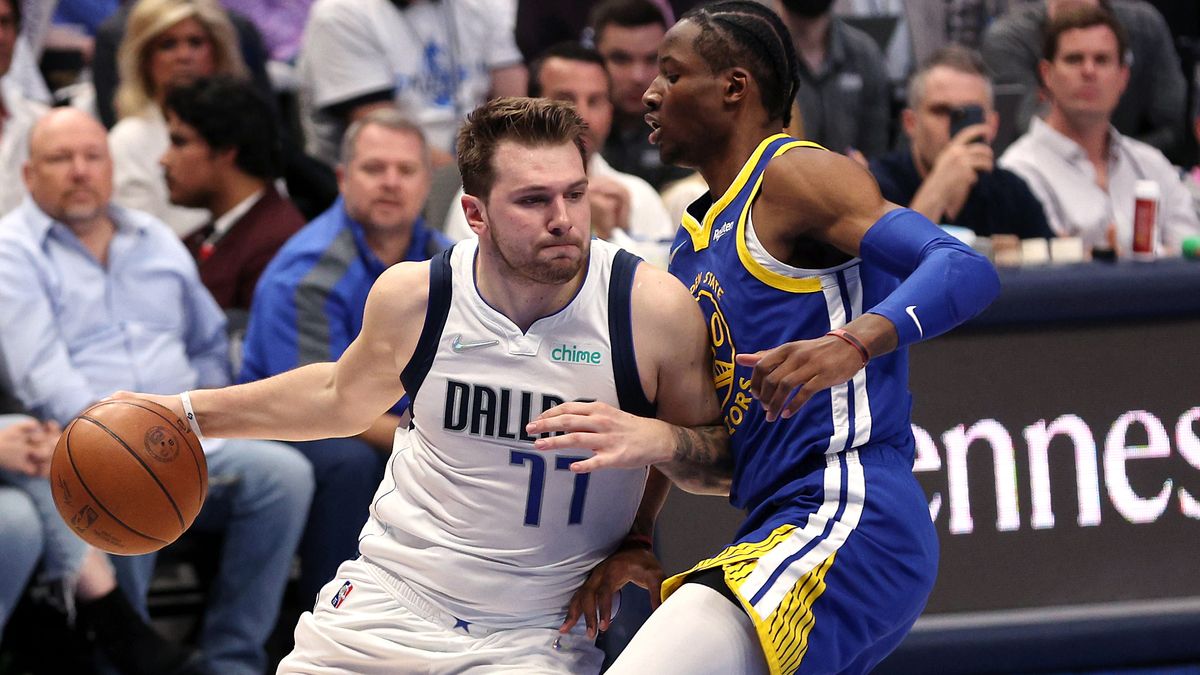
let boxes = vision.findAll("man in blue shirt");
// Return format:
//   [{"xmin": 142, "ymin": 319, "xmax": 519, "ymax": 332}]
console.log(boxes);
[
  {"xmin": 869, "ymin": 45, "xmax": 1052, "ymax": 238},
  {"xmin": 240, "ymin": 107, "xmax": 451, "ymax": 602},
  {"xmin": 0, "ymin": 108, "xmax": 314, "ymax": 675}
]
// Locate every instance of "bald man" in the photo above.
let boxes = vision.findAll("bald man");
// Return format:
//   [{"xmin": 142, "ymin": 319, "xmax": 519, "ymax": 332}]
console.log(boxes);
[{"xmin": 0, "ymin": 108, "xmax": 315, "ymax": 675}]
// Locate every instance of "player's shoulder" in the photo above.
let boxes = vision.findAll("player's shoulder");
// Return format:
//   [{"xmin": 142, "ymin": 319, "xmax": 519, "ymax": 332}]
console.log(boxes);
[
  {"xmin": 629, "ymin": 260, "xmax": 700, "ymax": 329},
  {"xmin": 761, "ymin": 146, "xmax": 882, "ymax": 213},
  {"xmin": 374, "ymin": 259, "xmax": 433, "ymax": 307},
  {"xmin": 374, "ymin": 255, "xmax": 436, "ymax": 312}
]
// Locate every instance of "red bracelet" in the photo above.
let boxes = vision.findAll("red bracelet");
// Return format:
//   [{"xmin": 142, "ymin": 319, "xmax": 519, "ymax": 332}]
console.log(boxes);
[
  {"xmin": 622, "ymin": 533, "xmax": 654, "ymax": 549},
  {"xmin": 826, "ymin": 328, "xmax": 869, "ymax": 367}
]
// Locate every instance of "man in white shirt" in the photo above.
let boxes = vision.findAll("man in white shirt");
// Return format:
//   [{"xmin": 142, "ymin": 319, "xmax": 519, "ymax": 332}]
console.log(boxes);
[
  {"xmin": 998, "ymin": 4, "xmax": 1199, "ymax": 255},
  {"xmin": 298, "ymin": 0, "xmax": 527, "ymax": 167},
  {"xmin": 444, "ymin": 42, "xmax": 675, "ymax": 264}
]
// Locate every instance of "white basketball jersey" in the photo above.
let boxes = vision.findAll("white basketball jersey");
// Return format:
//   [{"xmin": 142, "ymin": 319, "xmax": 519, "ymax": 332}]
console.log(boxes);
[{"xmin": 357, "ymin": 239, "xmax": 653, "ymax": 629}]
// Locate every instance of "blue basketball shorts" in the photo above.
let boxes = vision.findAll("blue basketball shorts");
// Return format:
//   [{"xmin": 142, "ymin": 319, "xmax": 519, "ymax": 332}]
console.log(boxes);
[{"xmin": 663, "ymin": 445, "xmax": 939, "ymax": 675}]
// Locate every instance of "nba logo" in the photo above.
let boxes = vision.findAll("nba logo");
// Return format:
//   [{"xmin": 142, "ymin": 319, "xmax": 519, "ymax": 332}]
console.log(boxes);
[{"xmin": 331, "ymin": 581, "xmax": 353, "ymax": 608}]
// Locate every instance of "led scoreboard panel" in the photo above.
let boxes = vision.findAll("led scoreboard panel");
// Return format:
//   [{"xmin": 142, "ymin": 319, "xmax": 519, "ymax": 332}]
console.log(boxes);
[{"xmin": 657, "ymin": 260, "xmax": 1200, "ymax": 673}]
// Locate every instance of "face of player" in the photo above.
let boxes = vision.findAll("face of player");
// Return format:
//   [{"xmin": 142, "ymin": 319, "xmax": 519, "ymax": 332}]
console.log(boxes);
[
  {"xmin": 1040, "ymin": 25, "xmax": 1128, "ymax": 125},
  {"xmin": 24, "ymin": 111, "xmax": 115, "ymax": 226},
  {"xmin": 339, "ymin": 124, "xmax": 432, "ymax": 233},
  {"xmin": 148, "ymin": 17, "xmax": 216, "ymax": 99},
  {"xmin": 904, "ymin": 66, "xmax": 997, "ymax": 173},
  {"xmin": 0, "ymin": 0, "xmax": 17, "ymax": 78},
  {"xmin": 536, "ymin": 57, "xmax": 613, "ymax": 157},
  {"xmin": 642, "ymin": 20, "xmax": 729, "ymax": 168},
  {"xmin": 596, "ymin": 23, "xmax": 666, "ymax": 118},
  {"xmin": 475, "ymin": 140, "xmax": 590, "ymax": 286},
  {"xmin": 161, "ymin": 111, "xmax": 222, "ymax": 209}
]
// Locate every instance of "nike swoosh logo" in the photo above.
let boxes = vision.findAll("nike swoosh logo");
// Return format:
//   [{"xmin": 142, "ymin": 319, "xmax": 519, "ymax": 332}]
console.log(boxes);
[
  {"xmin": 905, "ymin": 305, "xmax": 924, "ymax": 338},
  {"xmin": 451, "ymin": 335, "xmax": 500, "ymax": 353}
]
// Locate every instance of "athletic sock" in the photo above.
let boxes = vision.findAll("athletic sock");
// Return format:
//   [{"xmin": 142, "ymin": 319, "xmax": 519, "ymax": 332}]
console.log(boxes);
[{"xmin": 77, "ymin": 588, "xmax": 207, "ymax": 675}]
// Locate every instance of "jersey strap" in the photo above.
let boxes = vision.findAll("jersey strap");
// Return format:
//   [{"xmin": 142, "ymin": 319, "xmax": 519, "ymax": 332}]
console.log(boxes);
[
  {"xmin": 399, "ymin": 249, "xmax": 454, "ymax": 404},
  {"xmin": 608, "ymin": 249, "xmax": 655, "ymax": 418}
]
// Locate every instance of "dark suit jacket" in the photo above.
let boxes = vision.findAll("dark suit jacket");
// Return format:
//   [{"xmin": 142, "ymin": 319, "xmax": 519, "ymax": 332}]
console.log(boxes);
[{"xmin": 183, "ymin": 186, "xmax": 305, "ymax": 311}]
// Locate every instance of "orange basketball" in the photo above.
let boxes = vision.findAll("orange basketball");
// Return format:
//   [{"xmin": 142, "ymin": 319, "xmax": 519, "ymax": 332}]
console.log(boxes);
[{"xmin": 50, "ymin": 398, "xmax": 208, "ymax": 555}]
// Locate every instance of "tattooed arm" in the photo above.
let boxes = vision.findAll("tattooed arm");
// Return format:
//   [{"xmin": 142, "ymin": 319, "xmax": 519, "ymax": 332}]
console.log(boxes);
[{"xmin": 659, "ymin": 424, "xmax": 733, "ymax": 495}]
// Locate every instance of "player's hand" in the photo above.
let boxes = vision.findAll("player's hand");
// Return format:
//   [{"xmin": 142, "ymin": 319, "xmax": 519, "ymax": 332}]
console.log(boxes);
[
  {"xmin": 107, "ymin": 391, "xmax": 187, "ymax": 425},
  {"xmin": 736, "ymin": 335, "xmax": 865, "ymax": 422},
  {"xmin": 527, "ymin": 401, "xmax": 675, "ymax": 472},
  {"xmin": 560, "ymin": 544, "xmax": 665, "ymax": 638}
]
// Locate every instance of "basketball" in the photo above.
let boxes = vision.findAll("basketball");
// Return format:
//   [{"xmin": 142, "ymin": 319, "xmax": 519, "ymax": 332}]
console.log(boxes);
[{"xmin": 49, "ymin": 398, "xmax": 208, "ymax": 555}]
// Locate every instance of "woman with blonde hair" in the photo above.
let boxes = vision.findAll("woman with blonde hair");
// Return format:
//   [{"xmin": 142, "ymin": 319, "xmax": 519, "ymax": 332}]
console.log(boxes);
[{"xmin": 109, "ymin": 0, "xmax": 249, "ymax": 236}]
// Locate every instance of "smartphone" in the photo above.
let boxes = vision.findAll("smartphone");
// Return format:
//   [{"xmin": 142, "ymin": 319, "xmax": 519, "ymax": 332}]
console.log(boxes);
[{"xmin": 949, "ymin": 104, "xmax": 986, "ymax": 142}]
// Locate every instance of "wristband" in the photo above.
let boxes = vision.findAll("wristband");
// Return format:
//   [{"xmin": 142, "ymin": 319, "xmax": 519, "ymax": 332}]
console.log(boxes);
[
  {"xmin": 180, "ymin": 391, "xmax": 204, "ymax": 440},
  {"xmin": 622, "ymin": 533, "xmax": 653, "ymax": 550},
  {"xmin": 826, "ymin": 328, "xmax": 869, "ymax": 367}
]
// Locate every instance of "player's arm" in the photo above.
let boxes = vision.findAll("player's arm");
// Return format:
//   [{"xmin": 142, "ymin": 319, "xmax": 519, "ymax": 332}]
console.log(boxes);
[
  {"xmin": 561, "ymin": 467, "xmax": 671, "ymax": 638},
  {"xmin": 529, "ymin": 263, "xmax": 732, "ymax": 494},
  {"xmin": 121, "ymin": 262, "xmax": 429, "ymax": 441},
  {"xmin": 741, "ymin": 150, "xmax": 1001, "ymax": 420}
]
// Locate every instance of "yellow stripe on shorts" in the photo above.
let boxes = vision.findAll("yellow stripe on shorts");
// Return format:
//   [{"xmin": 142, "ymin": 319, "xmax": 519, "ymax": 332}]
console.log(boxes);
[{"xmin": 661, "ymin": 525, "xmax": 837, "ymax": 675}]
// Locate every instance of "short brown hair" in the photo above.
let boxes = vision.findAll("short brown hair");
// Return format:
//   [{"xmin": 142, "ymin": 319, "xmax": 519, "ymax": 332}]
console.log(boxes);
[
  {"xmin": 907, "ymin": 45, "xmax": 993, "ymax": 109},
  {"xmin": 456, "ymin": 97, "xmax": 588, "ymax": 199},
  {"xmin": 1042, "ymin": 3, "xmax": 1128, "ymax": 64},
  {"xmin": 339, "ymin": 107, "xmax": 429, "ymax": 167}
]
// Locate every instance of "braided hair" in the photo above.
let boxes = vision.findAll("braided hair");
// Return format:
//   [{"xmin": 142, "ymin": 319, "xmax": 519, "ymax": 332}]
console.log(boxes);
[{"xmin": 680, "ymin": 1, "xmax": 800, "ymax": 126}]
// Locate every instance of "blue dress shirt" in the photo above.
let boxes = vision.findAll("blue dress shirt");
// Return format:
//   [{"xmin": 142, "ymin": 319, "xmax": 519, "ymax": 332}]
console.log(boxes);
[{"xmin": 0, "ymin": 198, "xmax": 228, "ymax": 424}]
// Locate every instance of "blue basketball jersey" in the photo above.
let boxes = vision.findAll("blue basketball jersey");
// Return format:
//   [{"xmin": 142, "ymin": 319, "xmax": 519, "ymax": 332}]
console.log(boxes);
[{"xmin": 668, "ymin": 134, "xmax": 917, "ymax": 518}]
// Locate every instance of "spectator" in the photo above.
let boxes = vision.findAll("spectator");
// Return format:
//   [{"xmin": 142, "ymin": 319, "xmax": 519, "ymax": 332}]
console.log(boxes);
[
  {"xmin": 297, "ymin": 0, "xmax": 528, "ymax": 168},
  {"xmin": 0, "ymin": 0, "xmax": 46, "ymax": 215},
  {"xmin": 52, "ymin": 0, "xmax": 121, "ymax": 36},
  {"xmin": 108, "ymin": 0, "xmax": 251, "ymax": 237},
  {"xmin": 0, "ymin": 484, "xmax": 39, "ymax": 641},
  {"xmin": 3, "ymin": 0, "xmax": 51, "ymax": 105},
  {"xmin": 515, "ymin": 0, "xmax": 695, "ymax": 62},
  {"xmin": 870, "ymin": 45, "xmax": 1053, "ymax": 238},
  {"xmin": 999, "ymin": 5, "xmax": 1200, "ymax": 254},
  {"xmin": 1188, "ymin": 97, "xmax": 1200, "ymax": 215},
  {"xmin": 0, "ymin": 107, "xmax": 314, "ymax": 675},
  {"xmin": 0, "ymin": 365, "xmax": 45, "ymax": 640},
  {"xmin": 444, "ymin": 41, "xmax": 675, "ymax": 259},
  {"xmin": 855, "ymin": 0, "xmax": 1014, "ymax": 73},
  {"xmin": 0, "ymin": 354, "xmax": 203, "ymax": 675},
  {"xmin": 93, "ymin": 0, "xmax": 272, "ymax": 130},
  {"xmin": 781, "ymin": 0, "xmax": 891, "ymax": 158},
  {"xmin": 93, "ymin": 0, "xmax": 339, "ymax": 221},
  {"xmin": 239, "ymin": 108, "xmax": 450, "ymax": 602},
  {"xmin": 162, "ymin": 75, "xmax": 305, "ymax": 311},
  {"xmin": 592, "ymin": 0, "xmax": 692, "ymax": 189},
  {"xmin": 982, "ymin": 0, "xmax": 1187, "ymax": 159},
  {"xmin": 834, "ymin": 0, "xmax": 912, "ymax": 86}
]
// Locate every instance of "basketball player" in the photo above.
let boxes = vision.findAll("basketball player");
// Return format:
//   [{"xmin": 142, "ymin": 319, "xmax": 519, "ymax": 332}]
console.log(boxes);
[
  {"xmin": 528, "ymin": 3, "xmax": 1002, "ymax": 674},
  {"xmin": 119, "ymin": 96, "xmax": 724, "ymax": 674}
]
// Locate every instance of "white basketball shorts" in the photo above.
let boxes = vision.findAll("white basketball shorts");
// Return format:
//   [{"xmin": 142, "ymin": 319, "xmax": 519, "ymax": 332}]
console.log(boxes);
[{"xmin": 276, "ymin": 557, "xmax": 605, "ymax": 674}]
